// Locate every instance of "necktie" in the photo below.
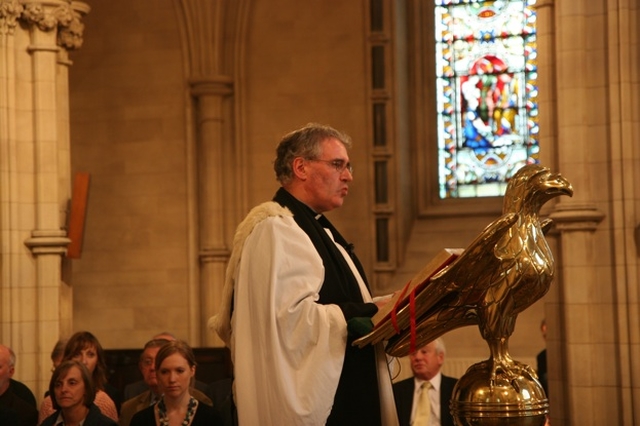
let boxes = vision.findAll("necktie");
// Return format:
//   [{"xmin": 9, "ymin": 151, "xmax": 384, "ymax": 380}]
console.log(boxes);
[{"xmin": 414, "ymin": 381, "xmax": 432, "ymax": 425}]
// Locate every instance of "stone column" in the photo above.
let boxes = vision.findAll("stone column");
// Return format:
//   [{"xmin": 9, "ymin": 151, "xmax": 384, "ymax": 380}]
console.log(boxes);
[
  {"xmin": 190, "ymin": 76, "xmax": 234, "ymax": 347},
  {"xmin": 175, "ymin": 0, "xmax": 244, "ymax": 346},
  {"xmin": 54, "ymin": 0, "xmax": 89, "ymax": 339},
  {"xmin": 544, "ymin": 0, "xmax": 639, "ymax": 424},
  {"xmin": 0, "ymin": 0, "xmax": 29, "ymax": 383},
  {"xmin": 0, "ymin": 0, "xmax": 88, "ymax": 397}
]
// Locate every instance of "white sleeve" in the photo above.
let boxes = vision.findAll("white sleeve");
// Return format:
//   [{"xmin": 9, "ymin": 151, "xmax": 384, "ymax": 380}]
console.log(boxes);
[{"xmin": 230, "ymin": 215, "xmax": 347, "ymax": 426}]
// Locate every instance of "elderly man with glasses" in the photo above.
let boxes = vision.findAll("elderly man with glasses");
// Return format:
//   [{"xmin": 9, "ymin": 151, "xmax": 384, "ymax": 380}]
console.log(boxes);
[{"xmin": 210, "ymin": 123, "xmax": 398, "ymax": 426}]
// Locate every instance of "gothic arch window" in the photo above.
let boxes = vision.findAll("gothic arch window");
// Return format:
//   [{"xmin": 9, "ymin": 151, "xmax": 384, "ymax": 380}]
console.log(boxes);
[{"xmin": 434, "ymin": 0, "xmax": 539, "ymax": 199}]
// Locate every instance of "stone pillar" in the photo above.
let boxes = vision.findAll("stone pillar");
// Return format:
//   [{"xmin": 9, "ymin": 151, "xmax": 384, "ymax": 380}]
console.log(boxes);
[
  {"xmin": 190, "ymin": 76, "xmax": 234, "ymax": 347},
  {"xmin": 548, "ymin": 205, "xmax": 604, "ymax": 425},
  {"xmin": 175, "ymin": 0, "xmax": 243, "ymax": 346},
  {"xmin": 0, "ymin": 0, "xmax": 30, "ymax": 385},
  {"xmin": 54, "ymin": 0, "xmax": 89, "ymax": 339},
  {"xmin": 545, "ymin": 0, "xmax": 640, "ymax": 424},
  {"xmin": 0, "ymin": 0, "xmax": 88, "ymax": 398}
]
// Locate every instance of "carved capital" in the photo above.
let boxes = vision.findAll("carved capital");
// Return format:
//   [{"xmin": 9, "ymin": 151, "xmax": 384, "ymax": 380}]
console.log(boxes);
[
  {"xmin": 59, "ymin": 1, "xmax": 89, "ymax": 50},
  {"xmin": 20, "ymin": 0, "xmax": 90, "ymax": 50},
  {"xmin": 0, "ymin": 0, "xmax": 24, "ymax": 35},
  {"xmin": 57, "ymin": 9, "xmax": 82, "ymax": 49},
  {"xmin": 21, "ymin": 1, "xmax": 62, "ymax": 31}
]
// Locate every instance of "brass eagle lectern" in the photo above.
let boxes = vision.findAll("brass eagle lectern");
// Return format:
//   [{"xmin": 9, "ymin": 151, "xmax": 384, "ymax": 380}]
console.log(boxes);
[{"xmin": 355, "ymin": 164, "xmax": 573, "ymax": 425}]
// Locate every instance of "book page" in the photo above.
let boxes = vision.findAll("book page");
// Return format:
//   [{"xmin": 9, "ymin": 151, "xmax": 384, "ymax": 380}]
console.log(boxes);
[{"xmin": 372, "ymin": 248, "xmax": 463, "ymax": 326}]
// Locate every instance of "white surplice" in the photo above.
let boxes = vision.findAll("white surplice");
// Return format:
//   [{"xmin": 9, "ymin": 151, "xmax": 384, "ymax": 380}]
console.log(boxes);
[{"xmin": 211, "ymin": 201, "xmax": 398, "ymax": 426}]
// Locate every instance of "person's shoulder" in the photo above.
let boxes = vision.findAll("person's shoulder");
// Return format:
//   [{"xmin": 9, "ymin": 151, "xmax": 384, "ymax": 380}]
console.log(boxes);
[
  {"xmin": 191, "ymin": 388, "xmax": 213, "ymax": 406},
  {"xmin": 243, "ymin": 209, "xmax": 307, "ymax": 252},
  {"xmin": 120, "ymin": 391, "xmax": 146, "ymax": 416},
  {"xmin": 88, "ymin": 404, "xmax": 118, "ymax": 426},
  {"xmin": 194, "ymin": 402, "xmax": 224, "ymax": 422},
  {"xmin": 120, "ymin": 396, "xmax": 136, "ymax": 412},
  {"xmin": 247, "ymin": 201, "xmax": 292, "ymax": 220},
  {"xmin": 39, "ymin": 410, "xmax": 59, "ymax": 426},
  {"xmin": 392, "ymin": 377, "xmax": 414, "ymax": 390},
  {"xmin": 441, "ymin": 374, "xmax": 459, "ymax": 389},
  {"xmin": 123, "ymin": 380, "xmax": 147, "ymax": 400},
  {"xmin": 240, "ymin": 201, "xmax": 293, "ymax": 230},
  {"xmin": 9, "ymin": 378, "xmax": 37, "ymax": 407},
  {"xmin": 121, "ymin": 392, "xmax": 140, "ymax": 408},
  {"xmin": 130, "ymin": 405, "xmax": 155, "ymax": 425},
  {"xmin": 3, "ymin": 388, "xmax": 37, "ymax": 414},
  {"xmin": 95, "ymin": 389, "xmax": 117, "ymax": 407}
]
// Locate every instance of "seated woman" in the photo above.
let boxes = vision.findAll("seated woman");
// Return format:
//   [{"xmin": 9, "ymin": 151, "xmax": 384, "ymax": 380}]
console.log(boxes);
[
  {"xmin": 38, "ymin": 331, "xmax": 118, "ymax": 424},
  {"xmin": 130, "ymin": 340, "xmax": 223, "ymax": 426},
  {"xmin": 40, "ymin": 360, "xmax": 117, "ymax": 426}
]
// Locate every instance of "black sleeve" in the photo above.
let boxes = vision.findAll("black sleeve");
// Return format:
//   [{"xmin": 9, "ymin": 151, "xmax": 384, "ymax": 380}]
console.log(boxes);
[{"xmin": 337, "ymin": 302, "xmax": 378, "ymax": 320}]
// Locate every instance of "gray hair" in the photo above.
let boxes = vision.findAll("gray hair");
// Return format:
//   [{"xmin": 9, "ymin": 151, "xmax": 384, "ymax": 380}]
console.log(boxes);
[
  {"xmin": 433, "ymin": 337, "xmax": 446, "ymax": 357},
  {"xmin": 273, "ymin": 123, "xmax": 352, "ymax": 185},
  {"xmin": 7, "ymin": 346, "xmax": 15, "ymax": 367},
  {"xmin": 139, "ymin": 338, "xmax": 171, "ymax": 363}
]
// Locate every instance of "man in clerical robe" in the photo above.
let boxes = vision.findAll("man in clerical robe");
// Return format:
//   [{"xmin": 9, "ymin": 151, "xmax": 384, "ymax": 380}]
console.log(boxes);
[{"xmin": 210, "ymin": 123, "xmax": 398, "ymax": 425}]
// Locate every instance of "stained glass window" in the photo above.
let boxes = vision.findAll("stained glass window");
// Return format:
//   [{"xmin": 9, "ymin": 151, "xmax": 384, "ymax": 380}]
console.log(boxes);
[{"xmin": 435, "ymin": 0, "xmax": 538, "ymax": 199}]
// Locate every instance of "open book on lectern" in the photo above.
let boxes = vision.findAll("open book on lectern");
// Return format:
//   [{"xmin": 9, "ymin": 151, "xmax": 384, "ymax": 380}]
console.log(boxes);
[{"xmin": 357, "ymin": 248, "xmax": 464, "ymax": 347}]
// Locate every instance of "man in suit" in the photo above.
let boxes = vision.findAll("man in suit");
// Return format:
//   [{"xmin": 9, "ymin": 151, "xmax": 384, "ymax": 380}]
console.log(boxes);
[
  {"xmin": 393, "ymin": 338, "xmax": 457, "ymax": 426},
  {"xmin": 119, "ymin": 338, "xmax": 212, "ymax": 426},
  {"xmin": 0, "ymin": 345, "xmax": 37, "ymax": 426},
  {"xmin": 536, "ymin": 319, "xmax": 548, "ymax": 396}
]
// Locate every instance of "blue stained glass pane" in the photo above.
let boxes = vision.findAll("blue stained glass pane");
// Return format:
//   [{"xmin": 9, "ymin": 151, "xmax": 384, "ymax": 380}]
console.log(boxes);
[{"xmin": 435, "ymin": 0, "xmax": 539, "ymax": 199}]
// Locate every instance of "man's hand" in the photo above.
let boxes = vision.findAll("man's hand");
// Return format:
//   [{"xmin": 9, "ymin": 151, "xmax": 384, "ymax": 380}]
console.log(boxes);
[{"xmin": 373, "ymin": 291, "xmax": 398, "ymax": 310}]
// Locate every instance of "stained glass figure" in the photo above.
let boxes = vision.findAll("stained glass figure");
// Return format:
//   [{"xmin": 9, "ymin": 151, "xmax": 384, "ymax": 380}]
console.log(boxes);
[{"xmin": 435, "ymin": 0, "xmax": 538, "ymax": 198}]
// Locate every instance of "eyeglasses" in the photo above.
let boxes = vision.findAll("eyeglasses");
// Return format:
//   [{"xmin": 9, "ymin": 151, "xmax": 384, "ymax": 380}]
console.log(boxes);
[
  {"xmin": 308, "ymin": 158, "xmax": 353, "ymax": 175},
  {"xmin": 141, "ymin": 358, "xmax": 154, "ymax": 367}
]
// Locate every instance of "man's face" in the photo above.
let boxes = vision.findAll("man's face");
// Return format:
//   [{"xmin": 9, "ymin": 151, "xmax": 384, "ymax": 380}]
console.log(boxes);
[
  {"xmin": 0, "ymin": 347, "xmax": 15, "ymax": 395},
  {"xmin": 409, "ymin": 341, "xmax": 444, "ymax": 381},
  {"xmin": 140, "ymin": 346, "xmax": 161, "ymax": 389},
  {"xmin": 302, "ymin": 137, "xmax": 353, "ymax": 213}
]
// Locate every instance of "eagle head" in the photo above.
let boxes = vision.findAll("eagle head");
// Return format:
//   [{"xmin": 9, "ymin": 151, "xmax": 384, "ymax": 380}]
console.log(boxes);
[{"xmin": 503, "ymin": 164, "xmax": 574, "ymax": 214}]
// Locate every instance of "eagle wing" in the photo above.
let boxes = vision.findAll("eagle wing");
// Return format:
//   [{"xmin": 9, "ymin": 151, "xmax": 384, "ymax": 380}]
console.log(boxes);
[{"xmin": 353, "ymin": 212, "xmax": 519, "ymax": 352}]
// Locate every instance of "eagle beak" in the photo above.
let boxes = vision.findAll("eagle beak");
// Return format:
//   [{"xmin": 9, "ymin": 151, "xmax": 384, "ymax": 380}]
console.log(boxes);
[{"xmin": 546, "ymin": 173, "xmax": 574, "ymax": 197}]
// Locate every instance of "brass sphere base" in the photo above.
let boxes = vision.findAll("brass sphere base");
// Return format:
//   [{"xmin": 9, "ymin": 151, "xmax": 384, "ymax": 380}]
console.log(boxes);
[{"xmin": 451, "ymin": 359, "xmax": 548, "ymax": 426}]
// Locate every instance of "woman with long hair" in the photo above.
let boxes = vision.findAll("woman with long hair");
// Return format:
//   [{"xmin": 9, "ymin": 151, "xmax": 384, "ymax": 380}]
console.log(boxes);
[
  {"xmin": 40, "ymin": 360, "xmax": 117, "ymax": 426},
  {"xmin": 38, "ymin": 331, "xmax": 119, "ymax": 424},
  {"xmin": 130, "ymin": 340, "xmax": 222, "ymax": 425}
]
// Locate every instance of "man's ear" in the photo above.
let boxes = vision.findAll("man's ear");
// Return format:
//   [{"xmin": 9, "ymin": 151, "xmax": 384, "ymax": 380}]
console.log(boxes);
[{"xmin": 292, "ymin": 157, "xmax": 308, "ymax": 180}]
